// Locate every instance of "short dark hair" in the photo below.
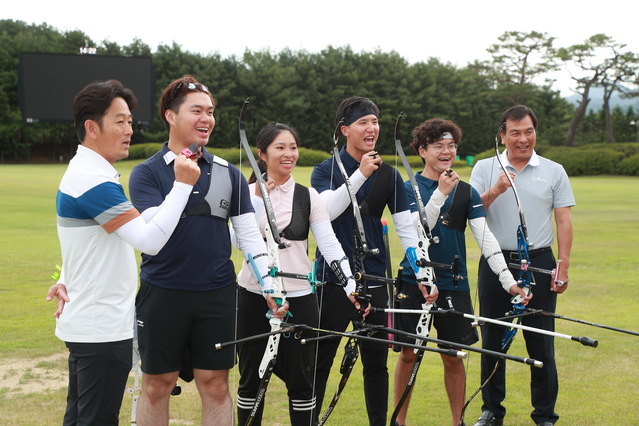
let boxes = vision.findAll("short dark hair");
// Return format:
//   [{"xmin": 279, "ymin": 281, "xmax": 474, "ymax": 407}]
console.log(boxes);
[
  {"xmin": 159, "ymin": 75, "xmax": 215, "ymax": 131},
  {"xmin": 499, "ymin": 105, "xmax": 538, "ymax": 132},
  {"xmin": 73, "ymin": 80, "xmax": 137, "ymax": 142},
  {"xmin": 249, "ymin": 122, "xmax": 300, "ymax": 184},
  {"xmin": 410, "ymin": 118, "xmax": 462, "ymax": 164},
  {"xmin": 335, "ymin": 96, "xmax": 379, "ymax": 128}
]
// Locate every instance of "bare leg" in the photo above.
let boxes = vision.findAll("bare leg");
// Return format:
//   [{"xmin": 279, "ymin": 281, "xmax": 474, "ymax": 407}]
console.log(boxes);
[
  {"xmin": 194, "ymin": 368, "xmax": 233, "ymax": 426},
  {"xmin": 440, "ymin": 353, "xmax": 466, "ymax": 426},
  {"xmin": 393, "ymin": 347, "xmax": 417, "ymax": 425},
  {"xmin": 136, "ymin": 371, "xmax": 179, "ymax": 426}
]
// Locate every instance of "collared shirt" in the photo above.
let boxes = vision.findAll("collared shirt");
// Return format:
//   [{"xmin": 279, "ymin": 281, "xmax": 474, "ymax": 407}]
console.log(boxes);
[
  {"xmin": 129, "ymin": 143, "xmax": 254, "ymax": 291},
  {"xmin": 470, "ymin": 150, "xmax": 575, "ymax": 251},
  {"xmin": 311, "ymin": 146, "xmax": 411, "ymax": 285},
  {"xmin": 400, "ymin": 174, "xmax": 485, "ymax": 291},
  {"xmin": 237, "ymin": 176, "xmax": 329, "ymax": 296},
  {"xmin": 55, "ymin": 145, "xmax": 139, "ymax": 343}
]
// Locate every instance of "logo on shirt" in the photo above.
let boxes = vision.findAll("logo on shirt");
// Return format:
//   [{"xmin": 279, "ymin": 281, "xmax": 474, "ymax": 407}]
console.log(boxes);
[{"xmin": 532, "ymin": 176, "xmax": 548, "ymax": 183}]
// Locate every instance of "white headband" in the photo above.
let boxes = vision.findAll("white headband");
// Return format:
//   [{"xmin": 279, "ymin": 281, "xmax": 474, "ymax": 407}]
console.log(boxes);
[{"xmin": 440, "ymin": 132, "xmax": 454, "ymax": 140}]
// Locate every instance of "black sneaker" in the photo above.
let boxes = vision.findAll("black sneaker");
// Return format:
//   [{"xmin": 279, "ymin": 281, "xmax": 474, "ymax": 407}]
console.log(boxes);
[{"xmin": 472, "ymin": 411, "xmax": 503, "ymax": 426}]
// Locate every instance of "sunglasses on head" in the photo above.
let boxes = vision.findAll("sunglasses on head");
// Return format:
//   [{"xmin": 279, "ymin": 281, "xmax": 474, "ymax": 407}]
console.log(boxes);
[
  {"xmin": 177, "ymin": 81, "xmax": 209, "ymax": 93},
  {"xmin": 168, "ymin": 81, "xmax": 209, "ymax": 107}
]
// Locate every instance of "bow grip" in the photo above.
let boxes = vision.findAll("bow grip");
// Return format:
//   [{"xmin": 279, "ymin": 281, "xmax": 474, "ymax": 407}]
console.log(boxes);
[
  {"xmin": 405, "ymin": 247, "xmax": 421, "ymax": 275},
  {"xmin": 340, "ymin": 339, "xmax": 359, "ymax": 374}
]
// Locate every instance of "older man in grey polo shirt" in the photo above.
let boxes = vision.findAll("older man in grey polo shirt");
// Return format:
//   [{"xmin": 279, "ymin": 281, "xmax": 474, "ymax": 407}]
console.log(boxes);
[{"xmin": 469, "ymin": 105, "xmax": 575, "ymax": 426}]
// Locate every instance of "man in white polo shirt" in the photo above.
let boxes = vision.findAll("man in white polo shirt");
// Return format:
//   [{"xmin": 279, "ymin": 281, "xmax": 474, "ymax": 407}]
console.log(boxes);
[{"xmin": 47, "ymin": 79, "xmax": 200, "ymax": 425}]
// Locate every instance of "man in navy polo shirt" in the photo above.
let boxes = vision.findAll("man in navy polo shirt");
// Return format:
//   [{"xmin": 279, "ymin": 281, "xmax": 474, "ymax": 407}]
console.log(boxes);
[{"xmin": 129, "ymin": 76, "xmax": 275, "ymax": 425}]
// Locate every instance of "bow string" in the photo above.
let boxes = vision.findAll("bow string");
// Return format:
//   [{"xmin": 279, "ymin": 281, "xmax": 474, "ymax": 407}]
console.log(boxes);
[{"xmin": 238, "ymin": 98, "xmax": 290, "ymax": 425}]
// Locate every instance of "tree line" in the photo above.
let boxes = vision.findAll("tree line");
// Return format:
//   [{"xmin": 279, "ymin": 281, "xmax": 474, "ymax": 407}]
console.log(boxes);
[{"xmin": 1, "ymin": 20, "xmax": 637, "ymax": 162}]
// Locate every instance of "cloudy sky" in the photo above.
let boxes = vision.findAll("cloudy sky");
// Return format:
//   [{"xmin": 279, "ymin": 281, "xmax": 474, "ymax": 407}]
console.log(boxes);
[{"xmin": 5, "ymin": 0, "xmax": 638, "ymax": 95}]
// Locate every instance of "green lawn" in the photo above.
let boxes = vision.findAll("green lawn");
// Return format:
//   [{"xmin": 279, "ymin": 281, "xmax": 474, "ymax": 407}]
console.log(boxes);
[{"xmin": 0, "ymin": 161, "xmax": 637, "ymax": 425}]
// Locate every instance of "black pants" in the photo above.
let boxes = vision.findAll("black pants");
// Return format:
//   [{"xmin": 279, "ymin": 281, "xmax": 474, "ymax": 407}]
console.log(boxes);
[
  {"xmin": 314, "ymin": 283, "xmax": 389, "ymax": 426},
  {"xmin": 478, "ymin": 249, "xmax": 559, "ymax": 424},
  {"xmin": 63, "ymin": 339, "xmax": 132, "ymax": 426},
  {"xmin": 236, "ymin": 288, "xmax": 319, "ymax": 426}
]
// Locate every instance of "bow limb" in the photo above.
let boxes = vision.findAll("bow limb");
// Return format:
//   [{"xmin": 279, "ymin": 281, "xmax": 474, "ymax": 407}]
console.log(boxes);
[
  {"xmin": 238, "ymin": 99, "xmax": 288, "ymax": 425},
  {"xmin": 317, "ymin": 337, "xmax": 358, "ymax": 426},
  {"xmin": 389, "ymin": 300, "xmax": 434, "ymax": 425}
]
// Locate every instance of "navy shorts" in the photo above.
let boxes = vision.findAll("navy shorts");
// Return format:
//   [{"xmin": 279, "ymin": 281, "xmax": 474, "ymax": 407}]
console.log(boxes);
[
  {"xmin": 136, "ymin": 280, "xmax": 237, "ymax": 374},
  {"xmin": 394, "ymin": 280, "xmax": 478, "ymax": 348}
]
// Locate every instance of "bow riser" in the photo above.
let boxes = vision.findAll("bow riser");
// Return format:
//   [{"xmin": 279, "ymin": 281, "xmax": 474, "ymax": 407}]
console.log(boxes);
[
  {"xmin": 501, "ymin": 225, "xmax": 533, "ymax": 351},
  {"xmin": 258, "ymin": 321, "xmax": 282, "ymax": 378},
  {"xmin": 264, "ymin": 224, "xmax": 285, "ymax": 301},
  {"xmin": 414, "ymin": 302, "xmax": 433, "ymax": 350}
]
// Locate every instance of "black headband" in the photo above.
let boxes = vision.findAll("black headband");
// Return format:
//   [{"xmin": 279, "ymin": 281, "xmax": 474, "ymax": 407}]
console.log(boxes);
[{"xmin": 343, "ymin": 103, "xmax": 378, "ymax": 126}]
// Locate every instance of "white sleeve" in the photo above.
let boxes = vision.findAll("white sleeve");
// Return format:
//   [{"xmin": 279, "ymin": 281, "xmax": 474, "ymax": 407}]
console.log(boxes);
[
  {"xmin": 392, "ymin": 210, "xmax": 419, "ymax": 251},
  {"xmin": 469, "ymin": 217, "xmax": 518, "ymax": 293},
  {"xmin": 422, "ymin": 188, "xmax": 447, "ymax": 231},
  {"xmin": 229, "ymin": 223, "xmax": 239, "ymax": 249},
  {"xmin": 230, "ymin": 212, "xmax": 272, "ymax": 292},
  {"xmin": 318, "ymin": 169, "xmax": 367, "ymax": 220},
  {"xmin": 230, "ymin": 194, "xmax": 264, "ymax": 249},
  {"xmin": 114, "ymin": 182, "xmax": 192, "ymax": 255},
  {"xmin": 312, "ymin": 220, "xmax": 356, "ymax": 295},
  {"xmin": 311, "ymin": 220, "xmax": 348, "ymax": 264}
]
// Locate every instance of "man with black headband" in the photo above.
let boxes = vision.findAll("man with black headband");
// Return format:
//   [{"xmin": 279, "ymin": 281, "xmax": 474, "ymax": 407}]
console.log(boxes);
[
  {"xmin": 393, "ymin": 118, "xmax": 531, "ymax": 426},
  {"xmin": 310, "ymin": 96, "xmax": 429, "ymax": 425}
]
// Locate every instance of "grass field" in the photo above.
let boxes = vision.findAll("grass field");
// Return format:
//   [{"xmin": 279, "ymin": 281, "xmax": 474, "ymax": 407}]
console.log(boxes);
[{"xmin": 0, "ymin": 161, "xmax": 638, "ymax": 425}]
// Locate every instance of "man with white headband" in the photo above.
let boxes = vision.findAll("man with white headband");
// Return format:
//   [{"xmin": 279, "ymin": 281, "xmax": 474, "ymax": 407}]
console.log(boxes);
[{"xmin": 393, "ymin": 118, "xmax": 530, "ymax": 426}]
